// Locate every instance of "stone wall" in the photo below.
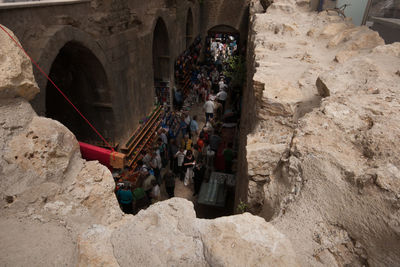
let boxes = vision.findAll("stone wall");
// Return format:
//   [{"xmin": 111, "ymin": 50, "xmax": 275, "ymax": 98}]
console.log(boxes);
[
  {"xmin": 237, "ymin": 0, "xmax": 400, "ymax": 265},
  {"xmin": 200, "ymin": 0, "xmax": 250, "ymax": 40},
  {"xmin": 0, "ymin": 0, "xmax": 200, "ymax": 143}
]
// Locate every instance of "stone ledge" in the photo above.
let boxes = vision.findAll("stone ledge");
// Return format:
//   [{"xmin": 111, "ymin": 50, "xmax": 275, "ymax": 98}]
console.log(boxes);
[{"xmin": 0, "ymin": 0, "xmax": 90, "ymax": 10}]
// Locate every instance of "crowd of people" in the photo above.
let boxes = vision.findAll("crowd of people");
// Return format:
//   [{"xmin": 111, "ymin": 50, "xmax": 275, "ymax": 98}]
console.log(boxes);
[
  {"xmin": 115, "ymin": 34, "xmax": 240, "ymax": 214},
  {"xmin": 206, "ymin": 33, "xmax": 238, "ymax": 63}
]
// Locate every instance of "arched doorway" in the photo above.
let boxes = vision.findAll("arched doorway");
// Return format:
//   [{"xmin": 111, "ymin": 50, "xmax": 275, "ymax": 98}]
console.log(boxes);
[
  {"xmin": 186, "ymin": 9, "xmax": 194, "ymax": 48},
  {"xmin": 45, "ymin": 41, "xmax": 114, "ymax": 144},
  {"xmin": 206, "ymin": 24, "xmax": 240, "ymax": 65},
  {"xmin": 207, "ymin": 24, "xmax": 239, "ymax": 36},
  {"xmin": 152, "ymin": 18, "xmax": 170, "ymax": 105}
]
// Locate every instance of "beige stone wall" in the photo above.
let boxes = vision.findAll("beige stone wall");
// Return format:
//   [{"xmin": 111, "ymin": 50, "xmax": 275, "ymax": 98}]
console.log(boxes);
[
  {"xmin": 200, "ymin": 0, "xmax": 250, "ymax": 40},
  {"xmin": 237, "ymin": 0, "xmax": 400, "ymax": 265}
]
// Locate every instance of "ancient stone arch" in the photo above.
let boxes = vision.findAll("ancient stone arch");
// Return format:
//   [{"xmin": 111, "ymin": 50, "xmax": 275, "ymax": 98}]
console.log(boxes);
[
  {"xmin": 31, "ymin": 26, "xmax": 114, "ymax": 115},
  {"xmin": 152, "ymin": 17, "xmax": 170, "ymax": 83},
  {"xmin": 31, "ymin": 26, "xmax": 115, "ymax": 143},
  {"xmin": 186, "ymin": 8, "xmax": 194, "ymax": 48},
  {"xmin": 45, "ymin": 41, "xmax": 115, "ymax": 143},
  {"xmin": 207, "ymin": 24, "xmax": 239, "ymax": 35}
]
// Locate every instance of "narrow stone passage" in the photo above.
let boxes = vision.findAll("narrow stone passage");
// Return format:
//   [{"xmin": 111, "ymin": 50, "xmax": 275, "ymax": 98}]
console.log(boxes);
[{"xmin": 114, "ymin": 32, "xmax": 244, "ymax": 218}]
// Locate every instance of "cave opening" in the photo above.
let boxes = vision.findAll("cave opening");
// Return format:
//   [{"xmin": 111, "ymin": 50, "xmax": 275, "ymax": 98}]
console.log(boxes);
[
  {"xmin": 45, "ymin": 41, "xmax": 114, "ymax": 145},
  {"xmin": 153, "ymin": 18, "xmax": 171, "ymax": 106}
]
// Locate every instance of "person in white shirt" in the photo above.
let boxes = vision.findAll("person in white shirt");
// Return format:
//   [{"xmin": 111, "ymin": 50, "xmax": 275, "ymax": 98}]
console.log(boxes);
[
  {"xmin": 211, "ymin": 69, "xmax": 219, "ymax": 83},
  {"xmin": 218, "ymin": 79, "xmax": 228, "ymax": 91},
  {"xmin": 150, "ymin": 180, "xmax": 160, "ymax": 203},
  {"xmin": 184, "ymin": 113, "xmax": 191, "ymax": 126},
  {"xmin": 203, "ymin": 98, "xmax": 215, "ymax": 122},
  {"xmin": 174, "ymin": 147, "xmax": 186, "ymax": 181},
  {"xmin": 150, "ymin": 150, "xmax": 162, "ymax": 184},
  {"xmin": 159, "ymin": 128, "xmax": 168, "ymax": 145},
  {"xmin": 211, "ymin": 41, "xmax": 218, "ymax": 55},
  {"xmin": 216, "ymin": 89, "xmax": 227, "ymax": 112}
]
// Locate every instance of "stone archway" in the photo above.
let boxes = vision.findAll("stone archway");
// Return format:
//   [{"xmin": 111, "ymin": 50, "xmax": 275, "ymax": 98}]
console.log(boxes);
[
  {"xmin": 152, "ymin": 18, "xmax": 170, "ymax": 83},
  {"xmin": 29, "ymin": 26, "xmax": 116, "ymax": 143},
  {"xmin": 152, "ymin": 17, "xmax": 171, "ymax": 106},
  {"xmin": 45, "ymin": 41, "xmax": 114, "ymax": 143},
  {"xmin": 186, "ymin": 8, "xmax": 194, "ymax": 48},
  {"xmin": 208, "ymin": 24, "xmax": 239, "ymax": 36}
]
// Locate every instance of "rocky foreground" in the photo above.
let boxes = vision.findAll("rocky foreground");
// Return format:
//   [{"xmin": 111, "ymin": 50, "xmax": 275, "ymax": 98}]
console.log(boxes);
[{"xmin": 241, "ymin": 0, "xmax": 400, "ymax": 266}]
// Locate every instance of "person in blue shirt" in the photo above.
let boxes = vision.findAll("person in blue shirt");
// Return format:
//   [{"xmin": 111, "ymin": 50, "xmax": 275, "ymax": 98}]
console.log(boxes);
[
  {"xmin": 117, "ymin": 184, "xmax": 133, "ymax": 214},
  {"xmin": 179, "ymin": 117, "xmax": 188, "ymax": 137},
  {"xmin": 190, "ymin": 115, "xmax": 199, "ymax": 141}
]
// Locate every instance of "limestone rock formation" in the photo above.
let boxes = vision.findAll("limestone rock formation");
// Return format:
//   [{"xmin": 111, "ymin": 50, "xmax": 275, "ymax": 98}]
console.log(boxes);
[
  {"xmin": 79, "ymin": 198, "xmax": 299, "ymax": 267},
  {"xmin": 241, "ymin": 0, "xmax": 400, "ymax": 265},
  {"xmin": 0, "ymin": 25, "xmax": 39, "ymax": 100},
  {"xmin": 0, "ymin": 24, "xmax": 123, "ymax": 266}
]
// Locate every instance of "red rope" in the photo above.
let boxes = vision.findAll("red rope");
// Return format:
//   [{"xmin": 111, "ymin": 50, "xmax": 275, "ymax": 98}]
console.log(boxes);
[{"xmin": 0, "ymin": 25, "xmax": 115, "ymax": 154}]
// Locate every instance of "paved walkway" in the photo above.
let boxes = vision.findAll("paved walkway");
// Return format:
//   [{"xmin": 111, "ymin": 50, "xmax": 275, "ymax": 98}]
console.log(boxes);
[{"xmin": 159, "ymin": 102, "xmax": 206, "ymax": 203}]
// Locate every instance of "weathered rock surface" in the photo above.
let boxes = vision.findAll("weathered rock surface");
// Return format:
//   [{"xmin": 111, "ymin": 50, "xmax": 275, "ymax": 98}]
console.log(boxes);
[
  {"xmin": 0, "ymin": 24, "xmax": 124, "ymax": 266},
  {"xmin": 0, "ymin": 25, "xmax": 39, "ymax": 100},
  {"xmin": 240, "ymin": 0, "xmax": 400, "ymax": 266},
  {"xmin": 0, "ymin": 97, "xmax": 124, "ymax": 266},
  {"xmin": 79, "ymin": 198, "xmax": 299, "ymax": 267},
  {"xmin": 3, "ymin": 116, "xmax": 80, "ymax": 196},
  {"xmin": 0, "ymin": 217, "xmax": 76, "ymax": 266}
]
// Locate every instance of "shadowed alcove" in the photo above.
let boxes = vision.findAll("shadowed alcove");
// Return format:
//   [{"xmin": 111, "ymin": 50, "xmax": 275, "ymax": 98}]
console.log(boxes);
[
  {"xmin": 186, "ymin": 8, "xmax": 194, "ymax": 48},
  {"xmin": 152, "ymin": 18, "xmax": 170, "ymax": 84},
  {"xmin": 45, "ymin": 41, "xmax": 114, "ymax": 143}
]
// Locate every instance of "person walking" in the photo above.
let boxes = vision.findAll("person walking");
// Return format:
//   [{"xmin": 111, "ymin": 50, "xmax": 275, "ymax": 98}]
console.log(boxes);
[
  {"xmin": 216, "ymin": 89, "xmax": 227, "ymax": 113},
  {"xmin": 150, "ymin": 180, "xmax": 161, "ymax": 203},
  {"xmin": 189, "ymin": 115, "xmax": 199, "ymax": 142},
  {"xmin": 150, "ymin": 149, "xmax": 162, "ymax": 185},
  {"xmin": 183, "ymin": 150, "xmax": 195, "ymax": 186},
  {"xmin": 169, "ymin": 139, "xmax": 179, "ymax": 173},
  {"xmin": 163, "ymin": 170, "xmax": 175, "ymax": 198},
  {"xmin": 181, "ymin": 134, "xmax": 193, "ymax": 151},
  {"xmin": 203, "ymin": 98, "xmax": 215, "ymax": 122},
  {"xmin": 193, "ymin": 161, "xmax": 206, "ymax": 196},
  {"xmin": 175, "ymin": 147, "xmax": 186, "ymax": 181},
  {"xmin": 116, "ymin": 184, "xmax": 133, "ymax": 214}
]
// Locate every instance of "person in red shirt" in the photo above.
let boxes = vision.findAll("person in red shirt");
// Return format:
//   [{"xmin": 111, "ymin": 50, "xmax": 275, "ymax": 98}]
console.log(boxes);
[
  {"xmin": 197, "ymin": 137, "xmax": 205, "ymax": 153},
  {"xmin": 199, "ymin": 127, "xmax": 209, "ymax": 143}
]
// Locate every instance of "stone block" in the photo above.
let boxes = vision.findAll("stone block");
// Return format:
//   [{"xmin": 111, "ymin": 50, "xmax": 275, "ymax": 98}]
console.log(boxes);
[{"xmin": 0, "ymin": 24, "xmax": 39, "ymax": 100}]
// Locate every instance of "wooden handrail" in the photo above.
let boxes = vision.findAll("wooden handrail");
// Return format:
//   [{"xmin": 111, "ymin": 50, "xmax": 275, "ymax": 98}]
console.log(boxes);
[
  {"xmin": 126, "ymin": 107, "xmax": 162, "ymax": 158},
  {"xmin": 125, "ymin": 106, "xmax": 161, "ymax": 154},
  {"xmin": 128, "ymin": 120, "xmax": 161, "ymax": 167}
]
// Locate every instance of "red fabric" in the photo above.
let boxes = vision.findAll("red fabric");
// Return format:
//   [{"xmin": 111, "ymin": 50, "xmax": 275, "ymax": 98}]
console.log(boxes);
[{"xmin": 79, "ymin": 142, "xmax": 111, "ymax": 169}]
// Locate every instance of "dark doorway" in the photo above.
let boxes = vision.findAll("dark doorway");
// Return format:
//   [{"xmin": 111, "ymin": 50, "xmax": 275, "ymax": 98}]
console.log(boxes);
[
  {"xmin": 45, "ymin": 42, "xmax": 114, "ymax": 144},
  {"xmin": 152, "ymin": 18, "xmax": 170, "ymax": 83},
  {"xmin": 152, "ymin": 18, "xmax": 171, "ymax": 105},
  {"xmin": 186, "ymin": 9, "xmax": 194, "ymax": 48}
]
